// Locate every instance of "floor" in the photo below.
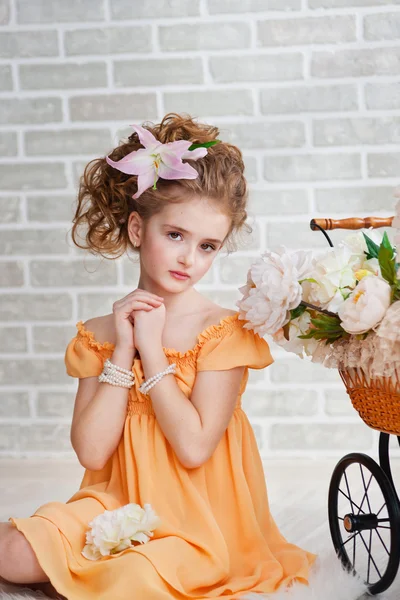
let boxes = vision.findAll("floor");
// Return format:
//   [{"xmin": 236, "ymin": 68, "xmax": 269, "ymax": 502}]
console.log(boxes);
[{"xmin": 1, "ymin": 455, "xmax": 400, "ymax": 599}]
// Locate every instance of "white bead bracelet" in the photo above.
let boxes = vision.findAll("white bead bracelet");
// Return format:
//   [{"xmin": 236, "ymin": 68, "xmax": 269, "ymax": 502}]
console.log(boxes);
[
  {"xmin": 98, "ymin": 358, "xmax": 135, "ymax": 389},
  {"xmin": 139, "ymin": 363, "xmax": 177, "ymax": 395}
]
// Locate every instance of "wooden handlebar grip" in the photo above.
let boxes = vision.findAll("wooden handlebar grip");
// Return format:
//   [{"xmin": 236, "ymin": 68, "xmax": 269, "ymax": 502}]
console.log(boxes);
[{"xmin": 310, "ymin": 217, "xmax": 394, "ymax": 231}]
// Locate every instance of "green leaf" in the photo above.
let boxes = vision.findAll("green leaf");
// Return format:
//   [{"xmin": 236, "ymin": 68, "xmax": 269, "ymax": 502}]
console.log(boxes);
[
  {"xmin": 299, "ymin": 278, "xmax": 318, "ymax": 284},
  {"xmin": 188, "ymin": 140, "xmax": 220, "ymax": 151},
  {"xmin": 382, "ymin": 231, "xmax": 395, "ymax": 259},
  {"xmin": 290, "ymin": 304, "xmax": 307, "ymax": 320},
  {"xmin": 363, "ymin": 232, "xmax": 380, "ymax": 260},
  {"xmin": 378, "ymin": 245, "xmax": 397, "ymax": 285}
]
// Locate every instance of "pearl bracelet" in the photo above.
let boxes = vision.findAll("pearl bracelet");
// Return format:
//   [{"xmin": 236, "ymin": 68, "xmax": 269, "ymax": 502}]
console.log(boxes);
[
  {"xmin": 139, "ymin": 363, "xmax": 177, "ymax": 395},
  {"xmin": 98, "ymin": 358, "xmax": 135, "ymax": 389}
]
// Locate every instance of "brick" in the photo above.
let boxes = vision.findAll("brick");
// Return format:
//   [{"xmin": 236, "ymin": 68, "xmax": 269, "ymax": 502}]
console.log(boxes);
[
  {"xmin": 0, "ymin": 294, "xmax": 71, "ymax": 321},
  {"xmin": 159, "ymin": 22, "xmax": 250, "ymax": 51},
  {"xmin": 364, "ymin": 12, "xmax": 400, "ymax": 40},
  {"xmin": 0, "ymin": 229, "xmax": 68, "ymax": 255},
  {"xmin": 266, "ymin": 221, "xmax": 334, "ymax": 249},
  {"xmin": 0, "ymin": 262, "xmax": 24, "ymax": 286},
  {"xmin": 270, "ymin": 357, "xmax": 342, "ymax": 383},
  {"xmin": 16, "ymin": 0, "xmax": 104, "ymax": 23},
  {"xmin": 0, "ymin": 359, "xmax": 68, "ymax": 385},
  {"xmin": 312, "ymin": 47, "xmax": 400, "ymax": 78},
  {"xmin": 208, "ymin": 0, "xmax": 301, "ymax": 12},
  {"xmin": 0, "ymin": 197, "xmax": 21, "ymax": 223},
  {"xmin": 78, "ymin": 293, "xmax": 121, "ymax": 321},
  {"xmin": 0, "ymin": 392, "xmax": 30, "ymax": 418},
  {"xmin": 309, "ymin": 0, "xmax": 395, "ymax": 6},
  {"xmin": 0, "ymin": 64, "xmax": 12, "ymax": 90},
  {"xmin": 0, "ymin": 131, "xmax": 17, "ymax": 156},
  {"xmin": 218, "ymin": 255, "xmax": 259, "ymax": 284},
  {"xmin": 365, "ymin": 82, "xmax": 400, "ymax": 110},
  {"xmin": 19, "ymin": 424, "xmax": 72, "ymax": 452},
  {"xmin": 114, "ymin": 58, "xmax": 203, "ymax": 87},
  {"xmin": 244, "ymin": 389, "xmax": 318, "ymax": 417},
  {"xmin": 314, "ymin": 117, "xmax": 400, "ymax": 147},
  {"xmin": 243, "ymin": 156, "xmax": 258, "ymax": 183},
  {"xmin": 0, "ymin": 163, "xmax": 67, "ymax": 190},
  {"xmin": 221, "ymin": 120, "xmax": 305, "ymax": 149},
  {"xmin": 27, "ymin": 195, "xmax": 75, "ymax": 222},
  {"xmin": 368, "ymin": 153, "xmax": 400, "ymax": 177},
  {"xmin": 0, "ymin": 0, "xmax": 10, "ymax": 25},
  {"xmin": 315, "ymin": 186, "xmax": 395, "ymax": 212},
  {"xmin": 19, "ymin": 62, "xmax": 107, "ymax": 90},
  {"xmin": 0, "ymin": 426, "xmax": 19, "ymax": 451},
  {"xmin": 270, "ymin": 423, "xmax": 372, "ymax": 450},
  {"xmin": 110, "ymin": 0, "xmax": 200, "ymax": 19},
  {"xmin": 65, "ymin": 26, "xmax": 152, "ymax": 56},
  {"xmin": 164, "ymin": 90, "xmax": 254, "ymax": 117},
  {"xmin": 241, "ymin": 221, "xmax": 261, "ymax": 251},
  {"xmin": 36, "ymin": 392, "xmax": 74, "ymax": 418},
  {"xmin": 69, "ymin": 93, "xmax": 157, "ymax": 121},
  {"xmin": 324, "ymin": 389, "xmax": 356, "ymax": 416},
  {"xmin": 0, "ymin": 98, "xmax": 62, "ymax": 125},
  {"xmin": 25, "ymin": 129, "xmax": 112, "ymax": 156},
  {"xmin": 30, "ymin": 260, "xmax": 118, "ymax": 287},
  {"xmin": 249, "ymin": 189, "xmax": 309, "ymax": 215},
  {"xmin": 210, "ymin": 53, "xmax": 303, "ymax": 83},
  {"xmin": 33, "ymin": 325, "xmax": 75, "ymax": 353},
  {"xmin": 0, "ymin": 30, "xmax": 58, "ymax": 58},
  {"xmin": 258, "ymin": 16, "xmax": 355, "ymax": 46},
  {"xmin": 263, "ymin": 153, "xmax": 361, "ymax": 182},
  {"xmin": 261, "ymin": 84, "xmax": 358, "ymax": 114},
  {"xmin": 0, "ymin": 326, "xmax": 27, "ymax": 352}
]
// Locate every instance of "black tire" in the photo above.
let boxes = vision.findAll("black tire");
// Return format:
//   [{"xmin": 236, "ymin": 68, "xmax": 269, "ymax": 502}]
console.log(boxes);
[{"xmin": 328, "ymin": 452, "xmax": 400, "ymax": 595}]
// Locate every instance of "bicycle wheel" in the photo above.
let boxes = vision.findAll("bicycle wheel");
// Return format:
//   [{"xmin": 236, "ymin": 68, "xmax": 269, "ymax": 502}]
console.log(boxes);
[{"xmin": 328, "ymin": 452, "xmax": 400, "ymax": 595}]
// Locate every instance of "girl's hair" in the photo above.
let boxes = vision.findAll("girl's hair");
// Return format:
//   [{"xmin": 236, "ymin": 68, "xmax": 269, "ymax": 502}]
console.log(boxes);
[{"xmin": 71, "ymin": 113, "xmax": 252, "ymax": 259}]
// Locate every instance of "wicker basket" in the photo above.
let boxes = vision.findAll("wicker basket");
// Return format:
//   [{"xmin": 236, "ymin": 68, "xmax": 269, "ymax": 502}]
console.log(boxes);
[{"xmin": 339, "ymin": 367, "xmax": 400, "ymax": 435}]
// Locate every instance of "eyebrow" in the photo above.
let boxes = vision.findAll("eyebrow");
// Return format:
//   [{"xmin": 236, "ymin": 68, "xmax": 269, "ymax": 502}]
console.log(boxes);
[{"xmin": 163, "ymin": 224, "xmax": 223, "ymax": 245}]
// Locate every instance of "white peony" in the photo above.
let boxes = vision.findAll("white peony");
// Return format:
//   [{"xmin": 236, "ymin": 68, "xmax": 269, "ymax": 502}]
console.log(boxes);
[
  {"xmin": 304, "ymin": 246, "xmax": 358, "ymax": 311},
  {"xmin": 236, "ymin": 247, "xmax": 314, "ymax": 336},
  {"xmin": 82, "ymin": 503, "xmax": 161, "ymax": 561},
  {"xmin": 338, "ymin": 276, "xmax": 392, "ymax": 335},
  {"xmin": 272, "ymin": 311, "xmax": 319, "ymax": 358}
]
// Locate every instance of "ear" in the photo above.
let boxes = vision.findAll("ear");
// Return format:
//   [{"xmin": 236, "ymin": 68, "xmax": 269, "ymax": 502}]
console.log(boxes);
[{"xmin": 127, "ymin": 211, "xmax": 143, "ymax": 246}]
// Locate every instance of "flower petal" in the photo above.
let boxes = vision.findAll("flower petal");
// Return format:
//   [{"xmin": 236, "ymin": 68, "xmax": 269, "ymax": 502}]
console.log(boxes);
[
  {"xmin": 181, "ymin": 147, "xmax": 208, "ymax": 161},
  {"xmin": 130, "ymin": 124, "xmax": 160, "ymax": 151},
  {"xmin": 106, "ymin": 149, "xmax": 154, "ymax": 175},
  {"xmin": 158, "ymin": 161, "xmax": 199, "ymax": 180},
  {"xmin": 162, "ymin": 140, "xmax": 192, "ymax": 158},
  {"xmin": 133, "ymin": 169, "xmax": 157, "ymax": 199}
]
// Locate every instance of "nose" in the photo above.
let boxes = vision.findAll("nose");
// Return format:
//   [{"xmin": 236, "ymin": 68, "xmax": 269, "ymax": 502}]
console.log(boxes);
[{"xmin": 178, "ymin": 244, "xmax": 196, "ymax": 267}]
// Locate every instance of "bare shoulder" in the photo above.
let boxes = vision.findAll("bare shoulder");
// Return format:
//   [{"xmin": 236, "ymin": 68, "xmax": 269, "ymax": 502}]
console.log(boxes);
[
  {"xmin": 82, "ymin": 313, "xmax": 116, "ymax": 346},
  {"xmin": 203, "ymin": 304, "xmax": 238, "ymax": 329}
]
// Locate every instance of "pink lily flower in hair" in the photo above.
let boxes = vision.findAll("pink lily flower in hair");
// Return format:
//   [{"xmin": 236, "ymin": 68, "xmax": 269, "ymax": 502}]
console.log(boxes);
[{"xmin": 106, "ymin": 125, "xmax": 208, "ymax": 199}]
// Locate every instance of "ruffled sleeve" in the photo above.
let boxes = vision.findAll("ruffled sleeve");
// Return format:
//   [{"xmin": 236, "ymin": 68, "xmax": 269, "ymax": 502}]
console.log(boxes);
[
  {"xmin": 64, "ymin": 321, "xmax": 114, "ymax": 379},
  {"xmin": 196, "ymin": 314, "xmax": 274, "ymax": 372}
]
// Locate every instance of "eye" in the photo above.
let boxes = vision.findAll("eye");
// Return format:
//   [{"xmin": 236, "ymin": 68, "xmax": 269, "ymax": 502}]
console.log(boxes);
[
  {"xmin": 167, "ymin": 232, "xmax": 182, "ymax": 241},
  {"xmin": 167, "ymin": 232, "xmax": 216, "ymax": 253},
  {"xmin": 201, "ymin": 243, "xmax": 216, "ymax": 253}
]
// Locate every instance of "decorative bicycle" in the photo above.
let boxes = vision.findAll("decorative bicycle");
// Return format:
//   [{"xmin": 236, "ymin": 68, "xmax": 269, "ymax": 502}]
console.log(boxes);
[{"xmin": 310, "ymin": 215, "xmax": 400, "ymax": 595}]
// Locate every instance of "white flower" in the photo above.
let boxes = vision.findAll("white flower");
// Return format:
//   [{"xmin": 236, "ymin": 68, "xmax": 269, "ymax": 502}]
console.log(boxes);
[
  {"xmin": 272, "ymin": 311, "xmax": 319, "ymax": 358},
  {"xmin": 338, "ymin": 276, "xmax": 392, "ymax": 335},
  {"xmin": 236, "ymin": 247, "xmax": 314, "ymax": 336},
  {"xmin": 305, "ymin": 246, "xmax": 358, "ymax": 311},
  {"xmin": 82, "ymin": 503, "xmax": 161, "ymax": 561}
]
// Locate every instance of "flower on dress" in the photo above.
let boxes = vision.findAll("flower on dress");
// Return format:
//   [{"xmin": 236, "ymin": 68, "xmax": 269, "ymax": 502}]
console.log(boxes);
[
  {"xmin": 82, "ymin": 502, "xmax": 161, "ymax": 561},
  {"xmin": 236, "ymin": 247, "xmax": 314, "ymax": 336},
  {"xmin": 106, "ymin": 125, "xmax": 214, "ymax": 199}
]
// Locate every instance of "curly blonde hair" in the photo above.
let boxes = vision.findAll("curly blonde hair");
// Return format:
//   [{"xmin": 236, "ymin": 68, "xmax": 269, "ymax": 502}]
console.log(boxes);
[{"xmin": 71, "ymin": 113, "xmax": 252, "ymax": 259}]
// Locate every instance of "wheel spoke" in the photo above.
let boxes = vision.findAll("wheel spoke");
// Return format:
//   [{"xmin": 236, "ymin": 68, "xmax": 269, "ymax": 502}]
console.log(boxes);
[
  {"xmin": 376, "ymin": 502, "xmax": 387, "ymax": 518},
  {"xmin": 374, "ymin": 528, "xmax": 390, "ymax": 556},
  {"xmin": 339, "ymin": 488, "xmax": 366, "ymax": 515},
  {"xmin": 353, "ymin": 533, "xmax": 356, "ymax": 566},
  {"xmin": 358, "ymin": 531, "xmax": 382, "ymax": 580},
  {"xmin": 344, "ymin": 471, "xmax": 357, "ymax": 515},
  {"xmin": 358, "ymin": 465, "xmax": 373, "ymax": 516},
  {"xmin": 341, "ymin": 531, "xmax": 359, "ymax": 548},
  {"xmin": 377, "ymin": 525, "xmax": 391, "ymax": 530},
  {"xmin": 367, "ymin": 530, "xmax": 372, "ymax": 583}
]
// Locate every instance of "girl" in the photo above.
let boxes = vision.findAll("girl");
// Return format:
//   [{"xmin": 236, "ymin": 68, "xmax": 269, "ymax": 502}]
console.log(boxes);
[{"xmin": 0, "ymin": 113, "xmax": 316, "ymax": 599}]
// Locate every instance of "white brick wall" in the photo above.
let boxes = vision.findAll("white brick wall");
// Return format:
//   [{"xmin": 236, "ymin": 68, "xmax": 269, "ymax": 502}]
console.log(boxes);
[{"xmin": 0, "ymin": 0, "xmax": 399, "ymax": 460}]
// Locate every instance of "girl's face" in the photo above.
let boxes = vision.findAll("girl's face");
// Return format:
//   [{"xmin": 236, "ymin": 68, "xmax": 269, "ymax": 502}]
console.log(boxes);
[{"xmin": 132, "ymin": 196, "xmax": 231, "ymax": 293}]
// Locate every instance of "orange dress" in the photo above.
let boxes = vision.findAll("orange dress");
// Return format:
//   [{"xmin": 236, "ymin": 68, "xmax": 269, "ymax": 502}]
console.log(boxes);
[{"xmin": 10, "ymin": 311, "xmax": 316, "ymax": 600}]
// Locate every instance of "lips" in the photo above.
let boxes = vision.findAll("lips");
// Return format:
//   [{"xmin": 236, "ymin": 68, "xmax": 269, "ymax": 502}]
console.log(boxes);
[{"xmin": 170, "ymin": 271, "xmax": 190, "ymax": 278}]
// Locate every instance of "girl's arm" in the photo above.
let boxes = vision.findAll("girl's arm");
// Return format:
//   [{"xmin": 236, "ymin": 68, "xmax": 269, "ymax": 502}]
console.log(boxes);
[
  {"xmin": 70, "ymin": 343, "xmax": 136, "ymax": 471},
  {"xmin": 140, "ymin": 344, "xmax": 245, "ymax": 469}
]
